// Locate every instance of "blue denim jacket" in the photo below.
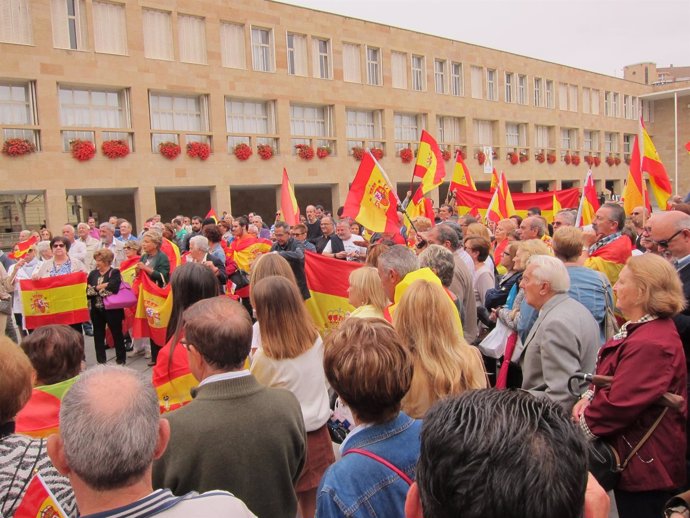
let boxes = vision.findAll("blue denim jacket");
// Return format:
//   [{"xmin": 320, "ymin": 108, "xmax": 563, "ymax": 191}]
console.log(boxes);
[
  {"xmin": 566, "ymin": 265, "xmax": 611, "ymax": 344},
  {"xmin": 316, "ymin": 412, "xmax": 422, "ymax": 518}
]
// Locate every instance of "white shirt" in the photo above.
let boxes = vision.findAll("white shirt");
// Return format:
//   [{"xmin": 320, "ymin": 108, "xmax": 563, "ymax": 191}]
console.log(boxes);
[
  {"xmin": 323, "ymin": 235, "xmax": 367, "ymax": 260},
  {"xmin": 68, "ymin": 239, "xmax": 87, "ymax": 263},
  {"xmin": 198, "ymin": 369, "xmax": 251, "ymax": 388}
]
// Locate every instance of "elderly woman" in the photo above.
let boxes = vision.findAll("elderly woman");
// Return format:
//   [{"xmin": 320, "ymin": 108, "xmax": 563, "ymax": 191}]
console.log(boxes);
[
  {"xmin": 87, "ymin": 249, "xmax": 125, "ymax": 365},
  {"xmin": 15, "ymin": 325, "xmax": 83, "ymax": 437},
  {"xmin": 347, "ymin": 266, "xmax": 388, "ymax": 320},
  {"xmin": 515, "ymin": 255, "xmax": 599, "ymax": 410},
  {"xmin": 32, "ymin": 236, "xmax": 87, "ymax": 279},
  {"xmin": 0, "ymin": 336, "xmax": 77, "ymax": 517},
  {"xmin": 186, "ymin": 235, "xmax": 227, "ymax": 289},
  {"xmin": 464, "ymin": 236, "xmax": 495, "ymax": 308},
  {"xmin": 574, "ymin": 254, "xmax": 687, "ymax": 518},
  {"xmin": 6, "ymin": 245, "xmax": 40, "ymax": 337},
  {"xmin": 36, "ymin": 239, "xmax": 52, "ymax": 262},
  {"xmin": 419, "ymin": 244, "xmax": 463, "ymax": 319},
  {"xmin": 317, "ymin": 318, "xmax": 422, "ymax": 518}
]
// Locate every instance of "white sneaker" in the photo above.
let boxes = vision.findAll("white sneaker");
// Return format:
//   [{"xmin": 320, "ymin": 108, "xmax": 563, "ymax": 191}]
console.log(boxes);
[
  {"xmin": 127, "ymin": 349, "xmax": 145, "ymax": 358},
  {"xmin": 144, "ymin": 350, "xmax": 152, "ymax": 359}
]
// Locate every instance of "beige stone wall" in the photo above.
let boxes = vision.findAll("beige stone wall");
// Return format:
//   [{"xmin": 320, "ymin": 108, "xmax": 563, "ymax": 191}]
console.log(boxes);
[{"xmin": 0, "ymin": 0, "xmax": 653, "ymax": 231}]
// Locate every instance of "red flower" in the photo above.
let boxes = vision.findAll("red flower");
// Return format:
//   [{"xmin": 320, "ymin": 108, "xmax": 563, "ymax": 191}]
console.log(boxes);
[
  {"xmin": 519, "ymin": 152, "xmax": 528, "ymax": 163},
  {"xmin": 605, "ymin": 156, "xmax": 615, "ymax": 167},
  {"xmin": 71, "ymin": 139, "xmax": 96, "ymax": 161},
  {"xmin": 441, "ymin": 149, "xmax": 451, "ymax": 161},
  {"xmin": 584, "ymin": 155, "xmax": 593, "ymax": 166},
  {"xmin": 317, "ymin": 146, "xmax": 331, "ymax": 159},
  {"xmin": 460, "ymin": 149, "xmax": 467, "ymax": 160},
  {"xmin": 535, "ymin": 152, "xmax": 545, "ymax": 164},
  {"xmin": 572, "ymin": 155, "xmax": 581, "ymax": 166},
  {"xmin": 400, "ymin": 148, "xmax": 413, "ymax": 163},
  {"xmin": 2, "ymin": 138, "xmax": 35, "ymax": 157},
  {"xmin": 352, "ymin": 146, "xmax": 364, "ymax": 161},
  {"xmin": 295, "ymin": 144, "xmax": 314, "ymax": 160},
  {"xmin": 547, "ymin": 153, "xmax": 556, "ymax": 164},
  {"xmin": 101, "ymin": 139, "xmax": 129, "ymax": 159},
  {"xmin": 371, "ymin": 147, "xmax": 384, "ymax": 160},
  {"xmin": 187, "ymin": 142, "xmax": 211, "ymax": 161},
  {"xmin": 564, "ymin": 153, "xmax": 572, "ymax": 165},
  {"xmin": 593, "ymin": 156, "xmax": 601, "ymax": 167},
  {"xmin": 257, "ymin": 144, "xmax": 274, "ymax": 160},
  {"xmin": 234, "ymin": 143, "xmax": 252, "ymax": 160},
  {"xmin": 508, "ymin": 152, "xmax": 519, "ymax": 165},
  {"xmin": 476, "ymin": 151, "xmax": 486, "ymax": 165},
  {"xmin": 614, "ymin": 157, "xmax": 621, "ymax": 166},
  {"xmin": 159, "ymin": 141, "xmax": 181, "ymax": 160}
]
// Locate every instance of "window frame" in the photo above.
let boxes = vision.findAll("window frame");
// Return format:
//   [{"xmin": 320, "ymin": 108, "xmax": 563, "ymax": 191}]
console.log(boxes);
[
  {"xmin": 366, "ymin": 46, "xmax": 382, "ymax": 86},
  {"xmin": 250, "ymin": 26, "xmax": 275, "ymax": 73}
]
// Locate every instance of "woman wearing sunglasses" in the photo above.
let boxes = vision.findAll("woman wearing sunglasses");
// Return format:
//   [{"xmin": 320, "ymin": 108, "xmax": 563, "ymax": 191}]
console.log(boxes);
[{"xmin": 32, "ymin": 236, "xmax": 87, "ymax": 279}]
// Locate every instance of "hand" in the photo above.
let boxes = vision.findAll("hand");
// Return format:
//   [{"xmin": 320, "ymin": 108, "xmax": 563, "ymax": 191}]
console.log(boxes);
[
  {"xmin": 489, "ymin": 308, "xmax": 498, "ymax": 322},
  {"xmin": 17, "ymin": 258, "xmax": 26, "ymax": 267},
  {"xmin": 96, "ymin": 282, "xmax": 108, "ymax": 290},
  {"xmin": 335, "ymin": 251, "xmax": 347, "ymax": 259},
  {"xmin": 572, "ymin": 397, "xmax": 590, "ymax": 421},
  {"xmin": 583, "ymin": 473, "xmax": 610, "ymax": 518},
  {"xmin": 353, "ymin": 240, "xmax": 369, "ymax": 248},
  {"xmin": 581, "ymin": 229, "xmax": 598, "ymax": 248},
  {"xmin": 203, "ymin": 261, "xmax": 218, "ymax": 274}
]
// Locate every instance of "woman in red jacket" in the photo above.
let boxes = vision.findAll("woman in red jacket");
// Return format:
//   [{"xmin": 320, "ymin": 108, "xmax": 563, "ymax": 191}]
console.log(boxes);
[{"xmin": 573, "ymin": 253, "xmax": 687, "ymax": 518}]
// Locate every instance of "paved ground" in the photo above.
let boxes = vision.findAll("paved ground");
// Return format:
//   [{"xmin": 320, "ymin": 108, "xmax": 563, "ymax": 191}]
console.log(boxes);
[{"xmin": 83, "ymin": 335, "xmax": 151, "ymax": 373}]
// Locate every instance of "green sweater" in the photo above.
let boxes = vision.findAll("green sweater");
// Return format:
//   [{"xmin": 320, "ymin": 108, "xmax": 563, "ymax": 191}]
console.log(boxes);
[{"xmin": 153, "ymin": 375, "xmax": 306, "ymax": 518}]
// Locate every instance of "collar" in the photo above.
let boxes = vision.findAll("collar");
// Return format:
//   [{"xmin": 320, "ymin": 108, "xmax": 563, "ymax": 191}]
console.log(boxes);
[
  {"xmin": 340, "ymin": 412, "xmax": 416, "ymax": 453},
  {"xmin": 198, "ymin": 369, "xmax": 251, "ymax": 388},
  {"xmin": 588, "ymin": 232, "xmax": 622, "ymax": 255},
  {"xmin": 339, "ymin": 422, "xmax": 374, "ymax": 454},
  {"xmin": 613, "ymin": 314, "xmax": 658, "ymax": 340},
  {"xmin": 676, "ymin": 253, "xmax": 690, "ymax": 271}
]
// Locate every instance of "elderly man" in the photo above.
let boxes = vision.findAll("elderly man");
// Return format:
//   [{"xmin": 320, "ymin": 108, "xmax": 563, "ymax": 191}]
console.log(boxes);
[
  {"xmin": 630, "ymin": 205, "xmax": 650, "ymax": 251},
  {"xmin": 99, "ymin": 222, "xmax": 126, "ymax": 267},
  {"xmin": 512, "ymin": 255, "xmax": 599, "ymax": 410},
  {"xmin": 305, "ymin": 205, "xmax": 321, "ymax": 243},
  {"xmin": 186, "ymin": 235, "xmax": 227, "ymax": 289},
  {"xmin": 518, "ymin": 216, "xmax": 551, "ymax": 248},
  {"xmin": 87, "ymin": 216, "xmax": 100, "ymax": 239},
  {"xmin": 553, "ymin": 209, "xmax": 576, "ymax": 229},
  {"xmin": 76, "ymin": 222, "xmax": 100, "ymax": 270},
  {"xmin": 62, "ymin": 224, "xmax": 87, "ymax": 264},
  {"xmin": 315, "ymin": 216, "xmax": 344, "ymax": 255},
  {"xmin": 323, "ymin": 219, "xmax": 366, "ymax": 261},
  {"xmin": 153, "ymin": 296, "xmax": 305, "ymax": 518},
  {"xmin": 118, "ymin": 220, "xmax": 137, "ymax": 242},
  {"xmin": 48, "ymin": 366, "xmax": 255, "ymax": 517},
  {"xmin": 271, "ymin": 221, "xmax": 310, "ymax": 300},
  {"xmin": 583, "ymin": 202, "xmax": 631, "ymax": 287}
]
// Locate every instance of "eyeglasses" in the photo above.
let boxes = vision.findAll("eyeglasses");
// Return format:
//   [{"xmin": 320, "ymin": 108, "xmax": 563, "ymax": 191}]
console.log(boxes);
[
  {"xmin": 52, "ymin": 243, "xmax": 65, "ymax": 248},
  {"xmin": 291, "ymin": 232, "xmax": 305, "ymax": 236},
  {"xmin": 631, "ymin": 211, "xmax": 641, "ymax": 215},
  {"xmin": 652, "ymin": 229, "xmax": 687, "ymax": 248}
]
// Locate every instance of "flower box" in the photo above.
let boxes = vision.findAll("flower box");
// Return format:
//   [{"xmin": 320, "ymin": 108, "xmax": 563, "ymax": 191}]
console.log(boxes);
[
  {"xmin": 547, "ymin": 153, "xmax": 557, "ymax": 164},
  {"xmin": 614, "ymin": 157, "xmax": 621, "ymax": 166},
  {"xmin": 476, "ymin": 150, "xmax": 486, "ymax": 165},
  {"xmin": 317, "ymin": 146, "xmax": 331, "ymax": 159},
  {"xmin": 441, "ymin": 149, "xmax": 451, "ymax": 161},
  {"xmin": 508, "ymin": 152, "xmax": 519, "ymax": 165},
  {"xmin": 605, "ymin": 156, "xmax": 615, "ymax": 167},
  {"xmin": 102, "ymin": 139, "xmax": 129, "ymax": 159},
  {"xmin": 2, "ymin": 138, "xmax": 35, "ymax": 157},
  {"xmin": 71, "ymin": 139, "xmax": 96, "ymax": 161},
  {"xmin": 159, "ymin": 141, "xmax": 181, "ymax": 160},
  {"xmin": 187, "ymin": 142, "xmax": 211, "ymax": 160},
  {"xmin": 371, "ymin": 147, "xmax": 384, "ymax": 160},
  {"xmin": 352, "ymin": 146, "xmax": 364, "ymax": 161},
  {"xmin": 400, "ymin": 148, "xmax": 413, "ymax": 163},
  {"xmin": 535, "ymin": 152, "xmax": 545, "ymax": 164},
  {"xmin": 257, "ymin": 144, "xmax": 274, "ymax": 160},
  {"xmin": 593, "ymin": 156, "xmax": 601, "ymax": 167},
  {"xmin": 571, "ymin": 155, "xmax": 581, "ymax": 166},
  {"xmin": 295, "ymin": 144, "xmax": 314, "ymax": 160},
  {"xmin": 233, "ymin": 143, "xmax": 252, "ymax": 160},
  {"xmin": 564, "ymin": 153, "xmax": 572, "ymax": 165}
]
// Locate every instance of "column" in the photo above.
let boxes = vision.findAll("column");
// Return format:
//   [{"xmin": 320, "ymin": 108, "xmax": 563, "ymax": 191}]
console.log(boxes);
[
  {"xmin": 134, "ymin": 186, "xmax": 156, "ymax": 232},
  {"xmin": 212, "ymin": 185, "xmax": 232, "ymax": 215},
  {"xmin": 44, "ymin": 188, "xmax": 67, "ymax": 233}
]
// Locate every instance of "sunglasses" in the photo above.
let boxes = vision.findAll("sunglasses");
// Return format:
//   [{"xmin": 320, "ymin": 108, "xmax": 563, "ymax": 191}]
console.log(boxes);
[
  {"xmin": 652, "ymin": 229, "xmax": 687, "ymax": 248},
  {"xmin": 52, "ymin": 243, "xmax": 65, "ymax": 248}
]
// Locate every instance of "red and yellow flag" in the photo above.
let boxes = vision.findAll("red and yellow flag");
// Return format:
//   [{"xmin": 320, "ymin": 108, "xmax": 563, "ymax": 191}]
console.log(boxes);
[
  {"xmin": 621, "ymin": 135, "xmax": 651, "ymax": 215},
  {"xmin": 575, "ymin": 170, "xmax": 600, "ymax": 227},
  {"xmin": 8, "ymin": 235, "xmax": 39, "ymax": 260},
  {"xmin": 280, "ymin": 168, "xmax": 300, "ymax": 225},
  {"xmin": 552, "ymin": 193, "xmax": 562, "ymax": 220},
  {"xmin": 585, "ymin": 235, "xmax": 631, "ymax": 288},
  {"xmin": 205, "ymin": 208, "xmax": 219, "ymax": 223},
  {"xmin": 486, "ymin": 173, "xmax": 515, "ymax": 223},
  {"xmin": 119, "ymin": 255, "xmax": 140, "ymax": 285},
  {"xmin": 228, "ymin": 235, "xmax": 272, "ymax": 272},
  {"xmin": 490, "ymin": 168, "xmax": 499, "ymax": 193},
  {"xmin": 20, "ymin": 272, "xmax": 88, "ymax": 330},
  {"xmin": 640, "ymin": 120, "xmax": 673, "ymax": 210},
  {"xmin": 685, "ymin": 141, "xmax": 690, "ymax": 155},
  {"xmin": 304, "ymin": 252, "xmax": 362, "ymax": 334},
  {"xmin": 14, "ymin": 473, "xmax": 68, "ymax": 518},
  {"xmin": 448, "ymin": 150, "xmax": 476, "ymax": 198},
  {"xmin": 132, "ymin": 274, "xmax": 172, "ymax": 345},
  {"xmin": 15, "ymin": 376, "xmax": 78, "ymax": 438},
  {"xmin": 342, "ymin": 150, "xmax": 400, "ymax": 233},
  {"xmin": 161, "ymin": 238, "xmax": 181, "ymax": 275},
  {"xmin": 413, "ymin": 130, "xmax": 446, "ymax": 196},
  {"xmin": 153, "ymin": 337, "xmax": 198, "ymax": 413},
  {"xmin": 405, "ymin": 188, "xmax": 435, "ymax": 230}
]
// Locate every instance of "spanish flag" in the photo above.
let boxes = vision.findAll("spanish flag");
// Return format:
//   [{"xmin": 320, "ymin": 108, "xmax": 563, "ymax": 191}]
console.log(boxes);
[
  {"xmin": 405, "ymin": 188, "xmax": 435, "ymax": 229},
  {"xmin": 342, "ymin": 150, "xmax": 400, "ymax": 233},
  {"xmin": 153, "ymin": 337, "xmax": 198, "ymax": 413},
  {"xmin": 552, "ymin": 193, "xmax": 562, "ymax": 221},
  {"xmin": 448, "ymin": 150, "xmax": 476, "ymax": 199},
  {"xmin": 8, "ymin": 235, "xmax": 39, "ymax": 260},
  {"xmin": 304, "ymin": 252, "xmax": 361, "ymax": 334},
  {"xmin": 119, "ymin": 255, "xmax": 140, "ymax": 285},
  {"xmin": 280, "ymin": 168, "xmax": 300, "ymax": 225},
  {"xmin": 576, "ymin": 170, "xmax": 600, "ymax": 227},
  {"xmin": 490, "ymin": 168, "xmax": 499, "ymax": 192},
  {"xmin": 20, "ymin": 272, "xmax": 88, "ymax": 330},
  {"xmin": 132, "ymin": 274, "xmax": 172, "ymax": 345},
  {"xmin": 413, "ymin": 130, "xmax": 446, "ymax": 196},
  {"xmin": 228, "ymin": 236, "xmax": 272, "ymax": 272},
  {"xmin": 161, "ymin": 238, "xmax": 181, "ymax": 275},
  {"xmin": 486, "ymin": 172, "xmax": 515, "ymax": 223},
  {"xmin": 621, "ymin": 135, "xmax": 651, "ymax": 215},
  {"xmin": 15, "ymin": 376, "xmax": 78, "ymax": 438},
  {"xmin": 205, "ymin": 208, "xmax": 219, "ymax": 223},
  {"xmin": 640, "ymin": 120, "xmax": 673, "ymax": 210},
  {"xmin": 14, "ymin": 473, "xmax": 68, "ymax": 518}
]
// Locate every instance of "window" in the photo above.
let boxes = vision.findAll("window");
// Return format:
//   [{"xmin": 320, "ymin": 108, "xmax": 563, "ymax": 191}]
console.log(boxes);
[
  {"xmin": 535, "ymin": 125, "xmax": 550, "ymax": 149},
  {"xmin": 220, "ymin": 22, "xmax": 245, "ymax": 69},
  {"xmin": 286, "ymin": 33, "xmax": 307, "ymax": 76},
  {"xmin": 225, "ymin": 98, "xmax": 276, "ymax": 150},
  {"xmin": 583, "ymin": 130, "xmax": 599, "ymax": 152},
  {"xmin": 486, "ymin": 69, "xmax": 497, "ymax": 101},
  {"xmin": 178, "ymin": 14, "xmax": 206, "ymax": 64},
  {"xmin": 312, "ymin": 37, "xmax": 331, "ymax": 79},
  {"xmin": 92, "ymin": 1, "xmax": 126, "ymax": 55},
  {"xmin": 604, "ymin": 132, "xmax": 618, "ymax": 153},
  {"xmin": 470, "ymin": 66, "xmax": 483, "ymax": 99},
  {"xmin": 394, "ymin": 112, "xmax": 424, "ymax": 151},
  {"xmin": 604, "ymin": 91, "xmax": 613, "ymax": 116},
  {"xmin": 149, "ymin": 92, "xmax": 209, "ymax": 150},
  {"xmin": 568, "ymin": 85, "xmax": 577, "ymax": 112},
  {"xmin": 391, "ymin": 51, "xmax": 407, "ymax": 89},
  {"xmin": 437, "ymin": 116, "xmax": 462, "ymax": 146},
  {"xmin": 624, "ymin": 95, "xmax": 632, "ymax": 119},
  {"xmin": 591, "ymin": 89, "xmax": 600, "ymax": 115},
  {"xmin": 473, "ymin": 120, "xmax": 493, "ymax": 146},
  {"xmin": 290, "ymin": 103, "xmax": 334, "ymax": 151},
  {"xmin": 642, "ymin": 99, "xmax": 654, "ymax": 122},
  {"xmin": 582, "ymin": 88, "xmax": 591, "ymax": 113},
  {"xmin": 51, "ymin": 0, "xmax": 87, "ymax": 50},
  {"xmin": 561, "ymin": 128, "xmax": 577, "ymax": 151},
  {"xmin": 558, "ymin": 83, "xmax": 568, "ymax": 111},
  {"xmin": 612, "ymin": 93, "xmax": 620, "ymax": 117},
  {"xmin": 623, "ymin": 134, "xmax": 635, "ymax": 155},
  {"xmin": 0, "ymin": 81, "xmax": 39, "ymax": 147},
  {"xmin": 517, "ymin": 74, "xmax": 527, "ymax": 104},
  {"xmin": 366, "ymin": 46, "xmax": 381, "ymax": 86},
  {"xmin": 505, "ymin": 122, "xmax": 527, "ymax": 148},
  {"xmin": 142, "ymin": 9, "xmax": 173, "ymax": 60},
  {"xmin": 343, "ymin": 43, "xmax": 361, "ymax": 83},
  {"xmin": 545, "ymin": 80, "xmax": 554, "ymax": 108},
  {"xmin": 434, "ymin": 59, "xmax": 446, "ymax": 94},
  {"xmin": 451, "ymin": 62, "xmax": 463, "ymax": 96},
  {"xmin": 251, "ymin": 27, "xmax": 274, "ymax": 72},
  {"xmin": 0, "ymin": 0, "xmax": 33, "ymax": 45},
  {"xmin": 505, "ymin": 72, "xmax": 514, "ymax": 103},
  {"xmin": 346, "ymin": 109, "xmax": 384, "ymax": 153},
  {"xmin": 533, "ymin": 77, "xmax": 543, "ymax": 107},
  {"xmin": 411, "ymin": 55, "xmax": 425, "ymax": 91}
]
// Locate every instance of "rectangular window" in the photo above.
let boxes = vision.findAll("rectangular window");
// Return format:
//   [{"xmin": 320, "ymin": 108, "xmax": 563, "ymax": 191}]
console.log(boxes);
[
  {"xmin": 584, "ymin": 130, "xmax": 599, "ymax": 151},
  {"xmin": 473, "ymin": 119, "xmax": 493, "ymax": 146},
  {"xmin": 591, "ymin": 89, "xmax": 600, "ymax": 115},
  {"xmin": 623, "ymin": 134, "xmax": 635, "ymax": 155},
  {"xmin": 394, "ymin": 112, "xmax": 424, "ymax": 150},
  {"xmin": 604, "ymin": 91, "xmax": 612, "ymax": 116},
  {"xmin": 411, "ymin": 55, "xmax": 425, "ymax": 91},
  {"xmin": 535, "ymin": 125, "xmax": 550, "ymax": 149},
  {"xmin": 220, "ymin": 22, "xmax": 245, "ymax": 69},
  {"xmin": 604, "ymin": 132, "xmax": 618, "ymax": 153},
  {"xmin": 437, "ymin": 116, "xmax": 462, "ymax": 145},
  {"xmin": 0, "ymin": 0, "xmax": 33, "ymax": 45},
  {"xmin": 486, "ymin": 69, "xmax": 497, "ymax": 101},
  {"xmin": 568, "ymin": 85, "xmax": 578, "ymax": 112},
  {"xmin": 51, "ymin": 0, "xmax": 87, "ymax": 50},
  {"xmin": 470, "ymin": 66, "xmax": 483, "ymax": 99},
  {"xmin": 0, "ymin": 80, "xmax": 39, "ymax": 147},
  {"xmin": 517, "ymin": 74, "xmax": 527, "ymax": 104},
  {"xmin": 612, "ymin": 93, "xmax": 620, "ymax": 117},
  {"xmin": 226, "ymin": 98, "xmax": 275, "ymax": 135},
  {"xmin": 346, "ymin": 108, "xmax": 383, "ymax": 153},
  {"xmin": 624, "ymin": 95, "xmax": 631, "ymax": 119},
  {"xmin": 92, "ymin": 1, "xmax": 126, "ymax": 55},
  {"xmin": 178, "ymin": 14, "xmax": 206, "ymax": 64},
  {"xmin": 533, "ymin": 77, "xmax": 543, "ymax": 107},
  {"xmin": 561, "ymin": 128, "xmax": 577, "ymax": 150},
  {"xmin": 312, "ymin": 37, "xmax": 331, "ymax": 79},
  {"xmin": 505, "ymin": 72, "xmax": 514, "ymax": 103},
  {"xmin": 251, "ymin": 27, "xmax": 274, "ymax": 72},
  {"xmin": 59, "ymin": 86, "xmax": 129, "ymax": 128},
  {"xmin": 290, "ymin": 104, "xmax": 333, "ymax": 137},
  {"xmin": 582, "ymin": 88, "xmax": 591, "ymax": 114},
  {"xmin": 391, "ymin": 51, "xmax": 407, "ymax": 89},
  {"xmin": 505, "ymin": 122, "xmax": 526, "ymax": 148},
  {"xmin": 343, "ymin": 43, "xmax": 361, "ymax": 83},
  {"xmin": 642, "ymin": 99, "xmax": 654, "ymax": 122},
  {"xmin": 558, "ymin": 83, "xmax": 568, "ymax": 110},
  {"xmin": 142, "ymin": 9, "xmax": 173, "ymax": 60},
  {"xmin": 451, "ymin": 62, "xmax": 463, "ymax": 96},
  {"xmin": 286, "ymin": 33, "xmax": 307, "ymax": 76},
  {"xmin": 434, "ymin": 59, "xmax": 446, "ymax": 94},
  {"xmin": 545, "ymin": 80, "xmax": 554, "ymax": 108},
  {"xmin": 149, "ymin": 92, "xmax": 209, "ymax": 149},
  {"xmin": 366, "ymin": 46, "xmax": 382, "ymax": 86}
]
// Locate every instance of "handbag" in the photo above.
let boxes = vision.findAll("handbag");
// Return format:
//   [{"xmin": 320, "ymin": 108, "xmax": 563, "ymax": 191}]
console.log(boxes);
[
  {"xmin": 478, "ymin": 319, "xmax": 512, "ymax": 359},
  {"xmin": 0, "ymin": 297, "xmax": 11, "ymax": 315},
  {"xmin": 103, "ymin": 281, "xmax": 137, "ymax": 310},
  {"xmin": 229, "ymin": 269, "xmax": 250, "ymax": 290}
]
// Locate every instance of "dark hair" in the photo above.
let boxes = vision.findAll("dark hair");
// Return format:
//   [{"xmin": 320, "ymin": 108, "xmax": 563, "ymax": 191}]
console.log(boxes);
[
  {"xmin": 464, "ymin": 236, "xmax": 491, "ymax": 262},
  {"xmin": 417, "ymin": 390, "xmax": 587, "ymax": 518},
  {"xmin": 602, "ymin": 202, "xmax": 625, "ymax": 232},
  {"xmin": 274, "ymin": 221, "xmax": 290, "ymax": 232},
  {"xmin": 202, "ymin": 218, "xmax": 216, "ymax": 226},
  {"xmin": 527, "ymin": 206, "xmax": 542, "ymax": 215},
  {"xmin": 336, "ymin": 206, "xmax": 344, "ymax": 217},
  {"xmin": 21, "ymin": 325, "xmax": 84, "ymax": 385},
  {"xmin": 191, "ymin": 216, "xmax": 203, "ymax": 224},
  {"xmin": 202, "ymin": 224, "xmax": 222, "ymax": 244},
  {"xmin": 183, "ymin": 296, "xmax": 252, "ymax": 369},
  {"xmin": 509, "ymin": 214, "xmax": 523, "ymax": 226},
  {"xmin": 235, "ymin": 216, "xmax": 249, "ymax": 229},
  {"xmin": 435, "ymin": 224, "xmax": 460, "ymax": 251},
  {"xmin": 50, "ymin": 235, "xmax": 71, "ymax": 252}
]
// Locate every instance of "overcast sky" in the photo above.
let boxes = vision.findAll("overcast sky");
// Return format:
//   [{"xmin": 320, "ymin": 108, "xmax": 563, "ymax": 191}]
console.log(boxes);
[{"xmin": 279, "ymin": 0, "xmax": 689, "ymax": 77}]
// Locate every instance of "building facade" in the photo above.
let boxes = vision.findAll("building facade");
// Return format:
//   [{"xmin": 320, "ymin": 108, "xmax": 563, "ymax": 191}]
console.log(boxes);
[{"xmin": 0, "ymin": 0, "xmax": 683, "ymax": 233}]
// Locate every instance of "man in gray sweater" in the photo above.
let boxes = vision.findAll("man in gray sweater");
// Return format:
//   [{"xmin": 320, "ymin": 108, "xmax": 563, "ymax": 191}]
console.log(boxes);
[{"xmin": 153, "ymin": 296, "xmax": 306, "ymax": 518}]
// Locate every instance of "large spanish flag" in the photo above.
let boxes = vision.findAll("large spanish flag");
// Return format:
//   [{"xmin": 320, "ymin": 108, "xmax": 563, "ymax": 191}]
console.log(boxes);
[
  {"xmin": 162, "ymin": 238, "xmax": 181, "ymax": 275},
  {"xmin": 448, "ymin": 149, "xmax": 477, "ymax": 198},
  {"xmin": 20, "ymin": 272, "xmax": 88, "ymax": 329},
  {"xmin": 132, "ymin": 274, "xmax": 172, "ymax": 345},
  {"xmin": 413, "ymin": 130, "xmax": 446, "ymax": 196},
  {"xmin": 14, "ymin": 376, "xmax": 78, "ymax": 438},
  {"xmin": 640, "ymin": 120, "xmax": 673, "ymax": 210},
  {"xmin": 228, "ymin": 236, "xmax": 272, "ymax": 272},
  {"xmin": 280, "ymin": 168, "xmax": 300, "ymax": 225},
  {"xmin": 342, "ymin": 150, "xmax": 400, "ymax": 233},
  {"xmin": 8, "ymin": 235, "xmax": 39, "ymax": 260},
  {"xmin": 14, "ymin": 473, "xmax": 68, "ymax": 518},
  {"xmin": 621, "ymin": 135, "xmax": 651, "ymax": 215},
  {"xmin": 119, "ymin": 255, "xmax": 140, "ymax": 285},
  {"xmin": 576, "ymin": 170, "xmax": 600, "ymax": 227},
  {"xmin": 585, "ymin": 235, "xmax": 631, "ymax": 288},
  {"xmin": 304, "ymin": 252, "xmax": 362, "ymax": 334},
  {"xmin": 153, "ymin": 337, "xmax": 198, "ymax": 413}
]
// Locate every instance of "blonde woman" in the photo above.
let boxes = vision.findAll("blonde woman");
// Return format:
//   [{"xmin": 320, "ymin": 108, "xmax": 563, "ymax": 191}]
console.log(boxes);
[
  {"xmin": 394, "ymin": 279, "xmax": 487, "ymax": 418},
  {"xmin": 347, "ymin": 266, "xmax": 387, "ymax": 320},
  {"xmin": 250, "ymin": 276, "xmax": 333, "ymax": 518},
  {"xmin": 466, "ymin": 222, "xmax": 495, "ymax": 272}
]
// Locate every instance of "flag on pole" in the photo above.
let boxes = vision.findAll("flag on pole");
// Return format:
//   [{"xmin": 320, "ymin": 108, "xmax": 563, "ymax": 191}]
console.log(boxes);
[
  {"xmin": 280, "ymin": 168, "xmax": 300, "ymax": 225},
  {"xmin": 486, "ymin": 172, "xmax": 515, "ymax": 223},
  {"xmin": 448, "ymin": 150, "xmax": 476, "ymax": 198},
  {"xmin": 15, "ymin": 376, "xmax": 78, "ymax": 438},
  {"xmin": 161, "ymin": 238, "xmax": 181, "ymax": 275},
  {"xmin": 490, "ymin": 168, "xmax": 499, "ymax": 192},
  {"xmin": 14, "ymin": 473, "xmax": 68, "ymax": 518},
  {"xmin": 132, "ymin": 274, "xmax": 173, "ymax": 345},
  {"xmin": 405, "ymin": 188, "xmax": 435, "ymax": 229},
  {"xmin": 640, "ymin": 120, "xmax": 673, "ymax": 210},
  {"xmin": 205, "ymin": 209, "xmax": 219, "ymax": 223},
  {"xmin": 20, "ymin": 273, "xmax": 89, "ymax": 329},
  {"xmin": 552, "ymin": 193, "xmax": 562, "ymax": 220},
  {"xmin": 342, "ymin": 150, "xmax": 400, "ymax": 233},
  {"xmin": 621, "ymin": 135, "xmax": 651, "ymax": 215},
  {"xmin": 413, "ymin": 130, "xmax": 446, "ymax": 196},
  {"xmin": 119, "ymin": 255, "xmax": 140, "ymax": 285},
  {"xmin": 576, "ymin": 170, "xmax": 600, "ymax": 227},
  {"xmin": 8, "ymin": 235, "xmax": 39, "ymax": 260}
]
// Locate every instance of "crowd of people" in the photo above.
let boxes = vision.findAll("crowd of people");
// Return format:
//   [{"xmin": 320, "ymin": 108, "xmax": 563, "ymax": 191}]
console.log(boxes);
[{"xmin": 1, "ymin": 197, "xmax": 690, "ymax": 518}]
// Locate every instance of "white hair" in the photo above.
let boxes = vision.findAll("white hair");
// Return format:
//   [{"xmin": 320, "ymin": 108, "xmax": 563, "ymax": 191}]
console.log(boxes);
[
  {"xmin": 99, "ymin": 222, "xmax": 115, "ymax": 233},
  {"xmin": 189, "ymin": 234, "xmax": 209, "ymax": 252},
  {"xmin": 526, "ymin": 255, "xmax": 570, "ymax": 293}
]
